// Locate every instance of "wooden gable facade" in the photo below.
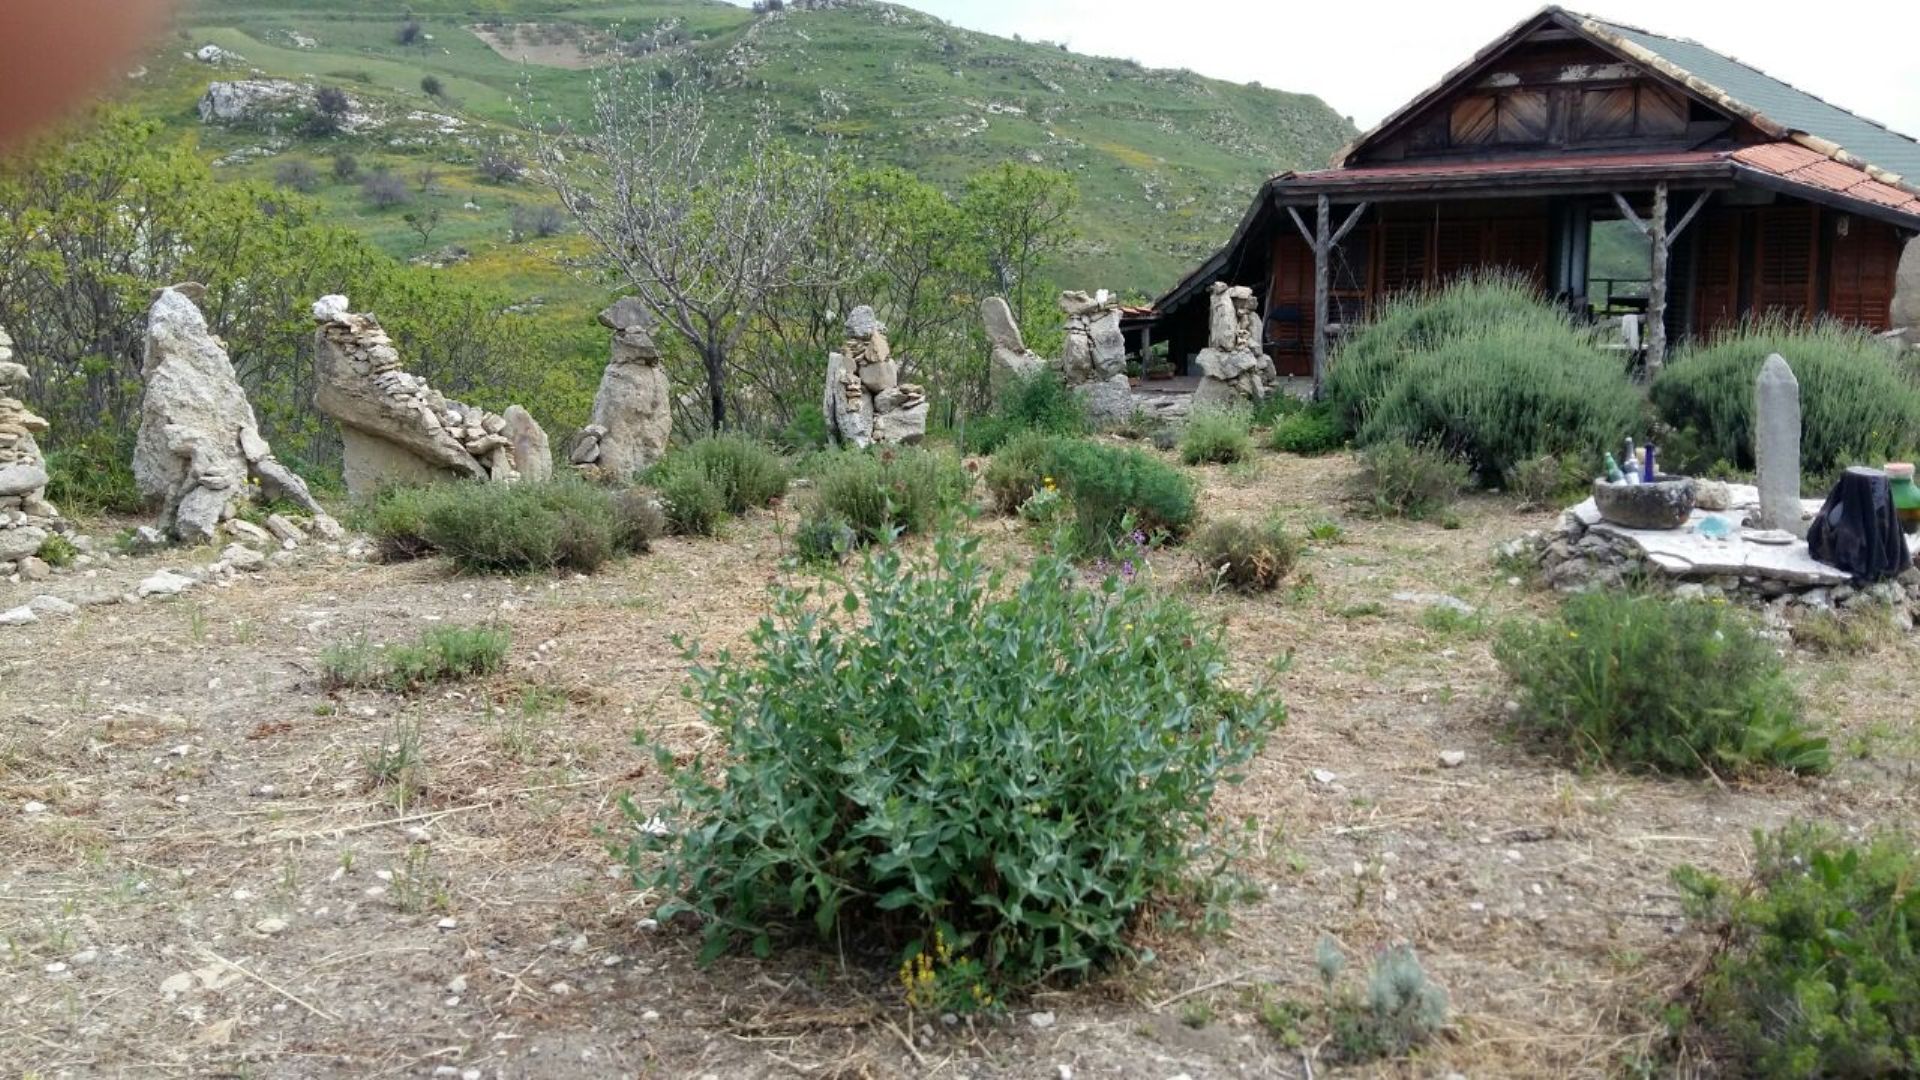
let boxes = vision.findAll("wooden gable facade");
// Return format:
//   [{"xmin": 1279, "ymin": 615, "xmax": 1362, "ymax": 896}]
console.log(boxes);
[{"xmin": 1151, "ymin": 6, "xmax": 1920, "ymax": 386}]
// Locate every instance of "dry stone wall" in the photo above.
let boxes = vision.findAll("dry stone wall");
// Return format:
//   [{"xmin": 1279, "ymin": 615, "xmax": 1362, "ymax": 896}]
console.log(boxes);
[
  {"xmin": 0, "ymin": 326, "xmax": 61, "ymax": 566},
  {"xmin": 312, "ymin": 295, "xmax": 550, "ymax": 497},
  {"xmin": 1058, "ymin": 290, "xmax": 1131, "ymax": 424},
  {"xmin": 825, "ymin": 306, "xmax": 927, "ymax": 447},
  {"xmin": 1191, "ymin": 282, "xmax": 1274, "ymax": 411}
]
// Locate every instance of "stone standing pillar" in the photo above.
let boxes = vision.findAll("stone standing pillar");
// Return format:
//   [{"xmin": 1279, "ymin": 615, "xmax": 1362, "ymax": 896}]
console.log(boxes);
[{"xmin": 1755, "ymin": 353, "xmax": 1804, "ymax": 536}]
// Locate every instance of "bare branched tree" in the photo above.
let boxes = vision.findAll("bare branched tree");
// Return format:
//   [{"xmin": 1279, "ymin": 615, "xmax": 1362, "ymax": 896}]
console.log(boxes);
[{"xmin": 531, "ymin": 69, "xmax": 847, "ymax": 430}]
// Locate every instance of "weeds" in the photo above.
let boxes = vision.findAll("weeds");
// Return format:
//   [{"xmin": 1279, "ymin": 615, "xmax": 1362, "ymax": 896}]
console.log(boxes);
[{"xmin": 323, "ymin": 625, "xmax": 511, "ymax": 693}]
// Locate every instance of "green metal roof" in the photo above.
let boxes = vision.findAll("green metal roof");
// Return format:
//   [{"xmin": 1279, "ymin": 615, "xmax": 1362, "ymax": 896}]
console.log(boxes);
[{"xmin": 1591, "ymin": 17, "xmax": 1920, "ymax": 182}]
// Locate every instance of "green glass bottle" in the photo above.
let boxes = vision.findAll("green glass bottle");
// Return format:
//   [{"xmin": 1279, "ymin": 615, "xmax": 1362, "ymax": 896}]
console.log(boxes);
[{"xmin": 1887, "ymin": 462, "xmax": 1920, "ymax": 530}]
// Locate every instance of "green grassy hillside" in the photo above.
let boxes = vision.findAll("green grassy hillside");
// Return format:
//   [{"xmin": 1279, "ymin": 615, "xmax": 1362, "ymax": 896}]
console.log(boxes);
[{"xmin": 137, "ymin": 0, "xmax": 1353, "ymax": 299}]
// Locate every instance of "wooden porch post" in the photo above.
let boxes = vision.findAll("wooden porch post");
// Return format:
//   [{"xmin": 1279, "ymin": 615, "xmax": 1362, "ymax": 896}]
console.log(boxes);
[
  {"xmin": 1312, "ymin": 194, "xmax": 1332, "ymax": 393},
  {"xmin": 1613, "ymin": 184, "xmax": 1710, "ymax": 378},
  {"xmin": 1647, "ymin": 182, "xmax": 1669, "ymax": 374},
  {"xmin": 1287, "ymin": 196, "xmax": 1369, "ymax": 397}
]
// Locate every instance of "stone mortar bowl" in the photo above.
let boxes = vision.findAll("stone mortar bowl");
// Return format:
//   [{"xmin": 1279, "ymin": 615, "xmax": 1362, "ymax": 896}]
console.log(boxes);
[{"xmin": 1592, "ymin": 476, "xmax": 1697, "ymax": 530}]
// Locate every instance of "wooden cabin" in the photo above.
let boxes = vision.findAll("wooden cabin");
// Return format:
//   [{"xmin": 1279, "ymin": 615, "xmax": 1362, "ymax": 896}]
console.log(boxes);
[{"xmin": 1148, "ymin": 6, "xmax": 1920, "ymax": 386}]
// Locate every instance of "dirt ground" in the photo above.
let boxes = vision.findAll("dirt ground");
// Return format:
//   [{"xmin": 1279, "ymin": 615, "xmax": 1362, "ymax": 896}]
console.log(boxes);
[{"xmin": 3, "ymin": 450, "xmax": 1914, "ymax": 1079}]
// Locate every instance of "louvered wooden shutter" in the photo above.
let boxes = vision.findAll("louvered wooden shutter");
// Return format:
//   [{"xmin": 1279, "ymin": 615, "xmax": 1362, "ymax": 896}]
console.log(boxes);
[
  {"xmin": 1753, "ymin": 206, "xmax": 1818, "ymax": 319},
  {"xmin": 1827, "ymin": 219, "xmax": 1900, "ymax": 331},
  {"xmin": 1691, "ymin": 210, "xmax": 1741, "ymax": 339},
  {"xmin": 1377, "ymin": 222, "xmax": 1432, "ymax": 297}
]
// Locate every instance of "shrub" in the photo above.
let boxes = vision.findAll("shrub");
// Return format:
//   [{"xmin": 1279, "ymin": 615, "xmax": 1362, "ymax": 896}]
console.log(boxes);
[
  {"xmin": 1179, "ymin": 408, "xmax": 1253, "ymax": 466},
  {"xmin": 420, "ymin": 75, "xmax": 443, "ymax": 97},
  {"xmin": 1353, "ymin": 439, "xmax": 1469, "ymax": 520},
  {"xmin": 791, "ymin": 508, "xmax": 856, "ymax": 564},
  {"xmin": 361, "ymin": 169, "xmax": 412, "ymax": 209},
  {"xmin": 1267, "ymin": 403, "xmax": 1344, "ymax": 456},
  {"xmin": 35, "ymin": 533, "xmax": 79, "ymax": 568},
  {"xmin": 1191, "ymin": 517, "xmax": 1299, "ymax": 593},
  {"xmin": 807, "ymin": 446, "xmax": 973, "ymax": 543},
  {"xmin": 383, "ymin": 625, "xmax": 512, "ymax": 691},
  {"xmin": 1674, "ymin": 824, "xmax": 1920, "ymax": 1078},
  {"xmin": 646, "ymin": 435, "xmax": 789, "ymax": 515},
  {"xmin": 1504, "ymin": 453, "xmax": 1590, "ymax": 509},
  {"xmin": 417, "ymin": 480, "xmax": 630, "ymax": 574},
  {"xmin": 509, "ymin": 204, "xmax": 566, "ymax": 241},
  {"xmin": 610, "ymin": 487, "xmax": 667, "ymax": 553},
  {"xmin": 43, "ymin": 435, "xmax": 142, "ymax": 516},
  {"xmin": 331, "ymin": 152, "xmax": 361, "ymax": 182},
  {"xmin": 963, "ymin": 368, "xmax": 1087, "ymax": 454},
  {"xmin": 1326, "ymin": 272, "xmax": 1569, "ymax": 435},
  {"xmin": 1652, "ymin": 317, "xmax": 1920, "ymax": 484},
  {"xmin": 1356, "ymin": 320, "xmax": 1643, "ymax": 482},
  {"xmin": 1327, "ymin": 942, "xmax": 1450, "ymax": 1064},
  {"xmin": 655, "ymin": 469, "xmax": 724, "ymax": 537},
  {"xmin": 1046, "ymin": 438, "xmax": 1198, "ymax": 555},
  {"xmin": 1323, "ymin": 274, "xmax": 1643, "ymax": 482},
  {"xmin": 477, "ymin": 150, "xmax": 525, "ymax": 184},
  {"xmin": 363, "ymin": 486, "xmax": 437, "ymax": 562},
  {"xmin": 273, "ymin": 158, "xmax": 320, "ymax": 193},
  {"xmin": 629, "ymin": 529, "xmax": 1282, "ymax": 987},
  {"xmin": 322, "ymin": 624, "xmax": 510, "ymax": 693},
  {"xmin": 1495, "ymin": 591, "xmax": 1829, "ymax": 775},
  {"xmin": 983, "ymin": 431, "xmax": 1059, "ymax": 514}
]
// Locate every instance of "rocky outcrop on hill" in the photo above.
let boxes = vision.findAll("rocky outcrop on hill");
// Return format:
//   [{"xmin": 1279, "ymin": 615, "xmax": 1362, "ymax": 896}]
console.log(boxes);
[
  {"xmin": 312, "ymin": 295, "xmax": 549, "ymax": 497},
  {"xmin": 135, "ymin": 285, "xmax": 336, "ymax": 544},
  {"xmin": 571, "ymin": 299, "xmax": 671, "ymax": 480}
]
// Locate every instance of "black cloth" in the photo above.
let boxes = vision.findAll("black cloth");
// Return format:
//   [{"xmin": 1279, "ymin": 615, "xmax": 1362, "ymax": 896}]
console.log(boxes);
[{"xmin": 1806, "ymin": 467, "xmax": 1912, "ymax": 583}]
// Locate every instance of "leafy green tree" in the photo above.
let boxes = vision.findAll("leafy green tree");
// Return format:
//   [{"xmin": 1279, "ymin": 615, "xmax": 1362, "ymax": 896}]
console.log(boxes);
[
  {"xmin": 0, "ymin": 109, "xmax": 589, "ymax": 479},
  {"xmin": 961, "ymin": 163, "xmax": 1078, "ymax": 342}
]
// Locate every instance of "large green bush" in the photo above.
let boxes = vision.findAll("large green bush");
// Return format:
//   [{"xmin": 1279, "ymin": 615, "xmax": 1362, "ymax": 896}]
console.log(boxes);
[
  {"xmin": 421, "ymin": 480, "xmax": 626, "ymax": 574},
  {"xmin": 1179, "ymin": 408, "xmax": 1253, "ymax": 466},
  {"xmin": 962, "ymin": 368, "xmax": 1088, "ymax": 454},
  {"xmin": 1652, "ymin": 318, "xmax": 1920, "ymax": 483},
  {"xmin": 1326, "ymin": 272, "xmax": 1576, "ymax": 436},
  {"xmin": 1675, "ymin": 824, "xmax": 1920, "ymax": 1078},
  {"xmin": 1267, "ymin": 402, "xmax": 1344, "ymax": 456},
  {"xmin": 806, "ymin": 446, "xmax": 974, "ymax": 543},
  {"xmin": 1355, "ymin": 321, "xmax": 1643, "ymax": 482},
  {"xmin": 1046, "ymin": 438, "xmax": 1198, "ymax": 554},
  {"xmin": 1321, "ymin": 275, "xmax": 1642, "ymax": 482},
  {"xmin": 646, "ymin": 434, "xmax": 791, "ymax": 514},
  {"xmin": 1494, "ymin": 592, "xmax": 1829, "ymax": 776},
  {"xmin": 629, "ymin": 530, "xmax": 1282, "ymax": 986},
  {"xmin": 983, "ymin": 435, "xmax": 1198, "ymax": 554}
]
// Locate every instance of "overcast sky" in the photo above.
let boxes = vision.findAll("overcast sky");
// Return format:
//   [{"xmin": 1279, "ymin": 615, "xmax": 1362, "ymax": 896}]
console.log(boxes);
[{"xmin": 751, "ymin": 1, "xmax": 1920, "ymax": 140}]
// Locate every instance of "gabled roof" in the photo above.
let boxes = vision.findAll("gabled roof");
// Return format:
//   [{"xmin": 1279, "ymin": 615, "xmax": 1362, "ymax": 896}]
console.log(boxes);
[
  {"xmin": 1337, "ymin": 6, "xmax": 1920, "ymax": 193},
  {"xmin": 1585, "ymin": 15, "xmax": 1920, "ymax": 187}
]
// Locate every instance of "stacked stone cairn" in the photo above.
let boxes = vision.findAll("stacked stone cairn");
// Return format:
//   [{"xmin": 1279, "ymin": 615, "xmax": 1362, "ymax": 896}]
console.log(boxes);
[
  {"xmin": 0, "ymin": 326, "xmax": 64, "ymax": 569},
  {"xmin": 1892, "ymin": 238, "xmax": 1919, "ymax": 351},
  {"xmin": 571, "ymin": 298, "xmax": 672, "ymax": 480},
  {"xmin": 1058, "ymin": 289, "xmax": 1132, "ymax": 424},
  {"xmin": 312, "ymin": 294, "xmax": 550, "ymax": 498},
  {"xmin": 134, "ymin": 285, "xmax": 340, "ymax": 545},
  {"xmin": 1191, "ymin": 281, "xmax": 1275, "ymax": 410},
  {"xmin": 981, "ymin": 296, "xmax": 1045, "ymax": 396},
  {"xmin": 824, "ymin": 306, "xmax": 927, "ymax": 447}
]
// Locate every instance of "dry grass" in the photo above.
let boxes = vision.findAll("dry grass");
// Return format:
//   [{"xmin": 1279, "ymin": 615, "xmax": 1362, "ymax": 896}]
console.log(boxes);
[{"xmin": 0, "ymin": 450, "xmax": 1914, "ymax": 1078}]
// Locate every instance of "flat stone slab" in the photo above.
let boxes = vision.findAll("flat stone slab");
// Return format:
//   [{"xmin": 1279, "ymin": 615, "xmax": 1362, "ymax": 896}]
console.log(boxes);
[{"xmin": 1576, "ymin": 488, "xmax": 1848, "ymax": 585}]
